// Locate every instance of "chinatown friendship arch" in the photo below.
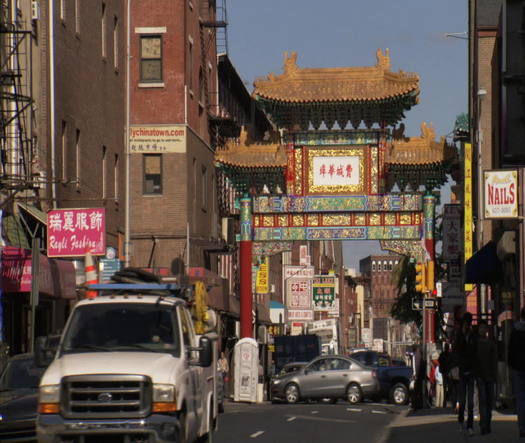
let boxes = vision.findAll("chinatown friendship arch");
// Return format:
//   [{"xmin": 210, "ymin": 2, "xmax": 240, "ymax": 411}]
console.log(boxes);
[{"xmin": 215, "ymin": 49, "xmax": 458, "ymax": 340}]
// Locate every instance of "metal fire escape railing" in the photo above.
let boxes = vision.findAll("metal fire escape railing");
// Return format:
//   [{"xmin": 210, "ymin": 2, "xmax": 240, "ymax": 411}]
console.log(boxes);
[
  {"xmin": 200, "ymin": 0, "xmax": 228, "ymax": 151},
  {"xmin": 0, "ymin": 0, "xmax": 34, "ymax": 195}
]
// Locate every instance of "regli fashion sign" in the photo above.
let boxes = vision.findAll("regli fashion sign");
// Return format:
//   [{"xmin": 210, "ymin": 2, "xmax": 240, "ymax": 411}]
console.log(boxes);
[{"xmin": 47, "ymin": 208, "xmax": 106, "ymax": 257}]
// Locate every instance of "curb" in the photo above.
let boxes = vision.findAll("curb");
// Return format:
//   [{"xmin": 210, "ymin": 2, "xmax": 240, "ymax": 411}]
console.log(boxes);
[{"xmin": 376, "ymin": 407, "xmax": 411, "ymax": 443}]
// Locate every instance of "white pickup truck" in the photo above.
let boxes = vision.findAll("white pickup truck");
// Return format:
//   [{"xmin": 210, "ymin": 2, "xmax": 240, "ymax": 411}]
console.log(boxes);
[{"xmin": 36, "ymin": 282, "xmax": 218, "ymax": 443}]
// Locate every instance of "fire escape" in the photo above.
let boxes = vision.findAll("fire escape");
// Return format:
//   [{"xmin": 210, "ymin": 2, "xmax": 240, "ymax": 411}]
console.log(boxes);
[
  {"xmin": 200, "ymin": 0, "xmax": 238, "ymax": 151},
  {"xmin": 0, "ymin": 0, "xmax": 34, "ymax": 204}
]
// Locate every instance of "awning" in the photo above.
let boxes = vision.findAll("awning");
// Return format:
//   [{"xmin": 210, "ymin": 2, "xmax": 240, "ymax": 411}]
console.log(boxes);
[
  {"xmin": 17, "ymin": 203, "xmax": 47, "ymax": 225},
  {"xmin": 465, "ymin": 241, "xmax": 502, "ymax": 285},
  {"xmin": 1, "ymin": 246, "xmax": 76, "ymax": 299}
]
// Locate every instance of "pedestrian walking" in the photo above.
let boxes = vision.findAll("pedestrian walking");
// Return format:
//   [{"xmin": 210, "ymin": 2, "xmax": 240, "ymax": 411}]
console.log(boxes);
[
  {"xmin": 508, "ymin": 307, "xmax": 525, "ymax": 439},
  {"xmin": 438, "ymin": 343, "xmax": 451, "ymax": 406},
  {"xmin": 435, "ymin": 363, "xmax": 444, "ymax": 408},
  {"xmin": 217, "ymin": 351, "xmax": 230, "ymax": 397},
  {"xmin": 455, "ymin": 312, "xmax": 477, "ymax": 436},
  {"xmin": 475, "ymin": 321, "xmax": 497, "ymax": 435}
]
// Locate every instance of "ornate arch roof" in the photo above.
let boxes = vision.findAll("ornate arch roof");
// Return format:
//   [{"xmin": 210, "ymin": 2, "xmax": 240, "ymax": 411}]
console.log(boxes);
[
  {"xmin": 253, "ymin": 49, "xmax": 420, "ymax": 104},
  {"xmin": 387, "ymin": 122, "xmax": 457, "ymax": 165}
]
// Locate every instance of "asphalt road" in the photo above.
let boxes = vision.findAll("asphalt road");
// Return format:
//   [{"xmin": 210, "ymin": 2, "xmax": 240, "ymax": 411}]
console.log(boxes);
[{"xmin": 214, "ymin": 400, "xmax": 407, "ymax": 443}]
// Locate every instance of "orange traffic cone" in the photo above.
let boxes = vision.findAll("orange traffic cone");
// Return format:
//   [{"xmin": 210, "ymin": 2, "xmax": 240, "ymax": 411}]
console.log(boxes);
[{"xmin": 85, "ymin": 250, "xmax": 98, "ymax": 299}]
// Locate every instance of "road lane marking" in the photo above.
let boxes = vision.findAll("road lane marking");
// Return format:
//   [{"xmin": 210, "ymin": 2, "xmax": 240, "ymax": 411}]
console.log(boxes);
[
  {"xmin": 250, "ymin": 431, "xmax": 265, "ymax": 438},
  {"xmin": 372, "ymin": 410, "xmax": 388, "ymax": 414},
  {"xmin": 347, "ymin": 408, "xmax": 362, "ymax": 412},
  {"xmin": 311, "ymin": 410, "xmax": 319, "ymax": 414},
  {"xmin": 292, "ymin": 414, "xmax": 356, "ymax": 424},
  {"xmin": 287, "ymin": 416, "xmax": 297, "ymax": 422}
]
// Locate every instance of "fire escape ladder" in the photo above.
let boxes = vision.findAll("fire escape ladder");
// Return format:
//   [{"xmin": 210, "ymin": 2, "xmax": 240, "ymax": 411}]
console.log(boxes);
[{"xmin": 0, "ymin": 0, "xmax": 33, "ymax": 190}]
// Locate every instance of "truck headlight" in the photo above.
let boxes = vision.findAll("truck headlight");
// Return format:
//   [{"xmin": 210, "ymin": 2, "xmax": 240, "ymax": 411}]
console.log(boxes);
[
  {"xmin": 39, "ymin": 384, "xmax": 60, "ymax": 414},
  {"xmin": 152, "ymin": 384, "xmax": 177, "ymax": 412},
  {"xmin": 272, "ymin": 379, "xmax": 281, "ymax": 385}
]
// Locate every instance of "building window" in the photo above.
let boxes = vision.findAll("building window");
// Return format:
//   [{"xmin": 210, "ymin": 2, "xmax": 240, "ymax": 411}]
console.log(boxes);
[
  {"xmin": 101, "ymin": 3, "xmax": 107, "ymax": 58},
  {"xmin": 102, "ymin": 146, "xmax": 107, "ymax": 198},
  {"xmin": 201, "ymin": 165, "xmax": 207, "ymax": 210},
  {"xmin": 75, "ymin": 0, "xmax": 80, "ymax": 33},
  {"xmin": 75, "ymin": 129, "xmax": 80, "ymax": 189},
  {"xmin": 188, "ymin": 38, "xmax": 193, "ymax": 91},
  {"xmin": 113, "ymin": 16, "xmax": 118, "ymax": 70},
  {"xmin": 140, "ymin": 35, "xmax": 162, "ymax": 82},
  {"xmin": 60, "ymin": 0, "xmax": 66, "ymax": 21},
  {"xmin": 61, "ymin": 120, "xmax": 67, "ymax": 181},
  {"xmin": 114, "ymin": 154, "xmax": 119, "ymax": 200},
  {"xmin": 372, "ymin": 262, "xmax": 376, "ymax": 272},
  {"xmin": 143, "ymin": 154, "xmax": 162, "ymax": 194}
]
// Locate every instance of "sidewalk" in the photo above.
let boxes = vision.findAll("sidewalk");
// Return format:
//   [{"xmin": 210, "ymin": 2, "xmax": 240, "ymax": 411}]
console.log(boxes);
[{"xmin": 385, "ymin": 407, "xmax": 521, "ymax": 443}]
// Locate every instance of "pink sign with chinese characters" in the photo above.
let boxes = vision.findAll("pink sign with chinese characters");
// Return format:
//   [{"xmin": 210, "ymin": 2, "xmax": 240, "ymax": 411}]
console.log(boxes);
[{"xmin": 47, "ymin": 208, "xmax": 106, "ymax": 257}]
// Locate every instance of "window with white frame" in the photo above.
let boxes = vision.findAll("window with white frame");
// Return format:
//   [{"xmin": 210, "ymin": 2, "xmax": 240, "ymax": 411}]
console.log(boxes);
[
  {"xmin": 140, "ymin": 35, "xmax": 162, "ymax": 82},
  {"xmin": 113, "ymin": 16, "xmax": 118, "ymax": 70},
  {"xmin": 101, "ymin": 3, "xmax": 107, "ymax": 58}
]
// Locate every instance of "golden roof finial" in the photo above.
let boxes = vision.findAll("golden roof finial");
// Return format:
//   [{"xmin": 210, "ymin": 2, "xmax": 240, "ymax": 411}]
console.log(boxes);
[
  {"xmin": 420, "ymin": 122, "xmax": 436, "ymax": 143},
  {"xmin": 283, "ymin": 51, "xmax": 298, "ymax": 76},
  {"xmin": 376, "ymin": 48, "xmax": 391, "ymax": 71}
]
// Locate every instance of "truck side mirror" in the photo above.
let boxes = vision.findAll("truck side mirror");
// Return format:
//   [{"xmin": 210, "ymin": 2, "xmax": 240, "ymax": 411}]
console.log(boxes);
[
  {"xmin": 198, "ymin": 336, "xmax": 213, "ymax": 367},
  {"xmin": 34, "ymin": 335, "xmax": 59, "ymax": 368}
]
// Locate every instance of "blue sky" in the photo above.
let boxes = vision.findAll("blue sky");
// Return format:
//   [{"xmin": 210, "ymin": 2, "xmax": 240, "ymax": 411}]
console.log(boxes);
[{"xmin": 227, "ymin": 0, "xmax": 468, "ymax": 270}]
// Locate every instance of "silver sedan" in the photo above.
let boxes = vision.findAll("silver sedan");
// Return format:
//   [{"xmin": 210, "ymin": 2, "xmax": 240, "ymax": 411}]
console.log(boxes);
[{"xmin": 270, "ymin": 355, "xmax": 379, "ymax": 404}]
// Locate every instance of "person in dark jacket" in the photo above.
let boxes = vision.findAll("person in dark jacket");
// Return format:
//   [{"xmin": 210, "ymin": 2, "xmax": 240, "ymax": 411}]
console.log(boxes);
[
  {"xmin": 508, "ymin": 307, "xmax": 525, "ymax": 439},
  {"xmin": 455, "ymin": 312, "xmax": 477, "ymax": 436},
  {"xmin": 475, "ymin": 321, "xmax": 497, "ymax": 435}
]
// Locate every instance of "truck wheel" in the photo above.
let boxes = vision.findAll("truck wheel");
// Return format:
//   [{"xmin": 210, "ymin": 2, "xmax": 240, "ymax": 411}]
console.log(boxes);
[
  {"xmin": 285, "ymin": 383, "xmax": 300, "ymax": 404},
  {"xmin": 346, "ymin": 383, "xmax": 362, "ymax": 404},
  {"xmin": 390, "ymin": 383, "xmax": 408, "ymax": 405}
]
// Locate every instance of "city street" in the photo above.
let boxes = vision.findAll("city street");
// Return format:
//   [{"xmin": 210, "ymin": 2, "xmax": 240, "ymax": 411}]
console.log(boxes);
[{"xmin": 215, "ymin": 400, "xmax": 406, "ymax": 443}]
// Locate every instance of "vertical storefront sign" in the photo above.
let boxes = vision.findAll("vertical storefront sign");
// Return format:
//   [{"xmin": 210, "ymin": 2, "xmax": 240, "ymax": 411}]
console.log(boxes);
[
  {"xmin": 256, "ymin": 257, "xmax": 269, "ymax": 294},
  {"xmin": 464, "ymin": 143, "xmax": 473, "ymax": 291},
  {"xmin": 442, "ymin": 204, "xmax": 462, "ymax": 261}
]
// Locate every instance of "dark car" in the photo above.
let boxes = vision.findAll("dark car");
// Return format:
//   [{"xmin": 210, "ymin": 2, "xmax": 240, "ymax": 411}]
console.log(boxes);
[
  {"xmin": 270, "ymin": 355, "xmax": 379, "ymax": 405},
  {"xmin": 349, "ymin": 350, "xmax": 413, "ymax": 405},
  {"xmin": 0, "ymin": 353, "xmax": 47, "ymax": 442}
]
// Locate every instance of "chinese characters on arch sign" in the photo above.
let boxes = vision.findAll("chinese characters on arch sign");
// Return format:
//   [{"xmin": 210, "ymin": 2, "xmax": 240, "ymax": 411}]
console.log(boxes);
[
  {"xmin": 47, "ymin": 208, "xmax": 106, "ymax": 257},
  {"xmin": 313, "ymin": 155, "xmax": 360, "ymax": 187}
]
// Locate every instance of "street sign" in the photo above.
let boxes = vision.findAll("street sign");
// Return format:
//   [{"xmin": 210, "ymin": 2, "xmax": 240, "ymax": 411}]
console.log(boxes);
[
  {"xmin": 411, "ymin": 297, "xmax": 423, "ymax": 311},
  {"xmin": 423, "ymin": 298, "xmax": 437, "ymax": 309}
]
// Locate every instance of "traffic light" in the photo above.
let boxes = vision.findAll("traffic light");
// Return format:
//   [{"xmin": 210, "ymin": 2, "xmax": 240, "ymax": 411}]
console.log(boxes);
[
  {"xmin": 426, "ymin": 260, "xmax": 435, "ymax": 292},
  {"xmin": 415, "ymin": 262, "xmax": 427, "ymax": 293}
]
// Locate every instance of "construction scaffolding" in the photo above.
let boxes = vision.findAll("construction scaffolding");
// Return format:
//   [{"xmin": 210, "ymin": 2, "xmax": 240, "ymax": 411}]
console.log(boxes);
[{"xmin": 0, "ymin": 0, "xmax": 34, "ymax": 196}]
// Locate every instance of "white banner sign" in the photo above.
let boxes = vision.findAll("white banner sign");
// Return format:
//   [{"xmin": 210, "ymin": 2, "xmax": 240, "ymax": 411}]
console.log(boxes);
[
  {"xmin": 284, "ymin": 265, "xmax": 314, "ymax": 279},
  {"xmin": 313, "ymin": 156, "xmax": 360, "ymax": 186},
  {"xmin": 287, "ymin": 309, "xmax": 314, "ymax": 322},
  {"xmin": 484, "ymin": 169, "xmax": 518, "ymax": 218},
  {"xmin": 130, "ymin": 124, "xmax": 186, "ymax": 154},
  {"xmin": 286, "ymin": 278, "xmax": 312, "ymax": 310}
]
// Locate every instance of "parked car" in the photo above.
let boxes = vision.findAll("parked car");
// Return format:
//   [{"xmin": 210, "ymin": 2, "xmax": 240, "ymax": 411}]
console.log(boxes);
[
  {"xmin": 276, "ymin": 361, "xmax": 308, "ymax": 377},
  {"xmin": 0, "ymin": 353, "xmax": 47, "ymax": 442},
  {"xmin": 270, "ymin": 355, "xmax": 379, "ymax": 405},
  {"xmin": 349, "ymin": 350, "xmax": 413, "ymax": 405}
]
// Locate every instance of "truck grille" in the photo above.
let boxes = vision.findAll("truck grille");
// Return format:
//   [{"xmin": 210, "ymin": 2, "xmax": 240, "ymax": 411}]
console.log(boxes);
[{"xmin": 61, "ymin": 374, "xmax": 152, "ymax": 419}]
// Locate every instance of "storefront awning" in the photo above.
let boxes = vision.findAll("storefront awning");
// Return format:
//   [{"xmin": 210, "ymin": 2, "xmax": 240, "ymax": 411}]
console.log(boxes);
[
  {"xmin": 17, "ymin": 203, "xmax": 47, "ymax": 225},
  {"xmin": 465, "ymin": 241, "xmax": 502, "ymax": 285},
  {"xmin": 1, "ymin": 246, "xmax": 76, "ymax": 298}
]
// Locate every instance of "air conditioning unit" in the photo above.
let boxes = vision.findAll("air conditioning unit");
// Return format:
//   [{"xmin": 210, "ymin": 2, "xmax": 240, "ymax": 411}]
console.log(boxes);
[
  {"xmin": 270, "ymin": 284, "xmax": 275, "ymax": 293},
  {"xmin": 31, "ymin": 1, "xmax": 39, "ymax": 20}
]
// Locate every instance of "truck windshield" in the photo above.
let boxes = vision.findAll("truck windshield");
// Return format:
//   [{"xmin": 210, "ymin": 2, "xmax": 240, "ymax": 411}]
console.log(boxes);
[{"xmin": 60, "ymin": 303, "xmax": 180, "ymax": 356}]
